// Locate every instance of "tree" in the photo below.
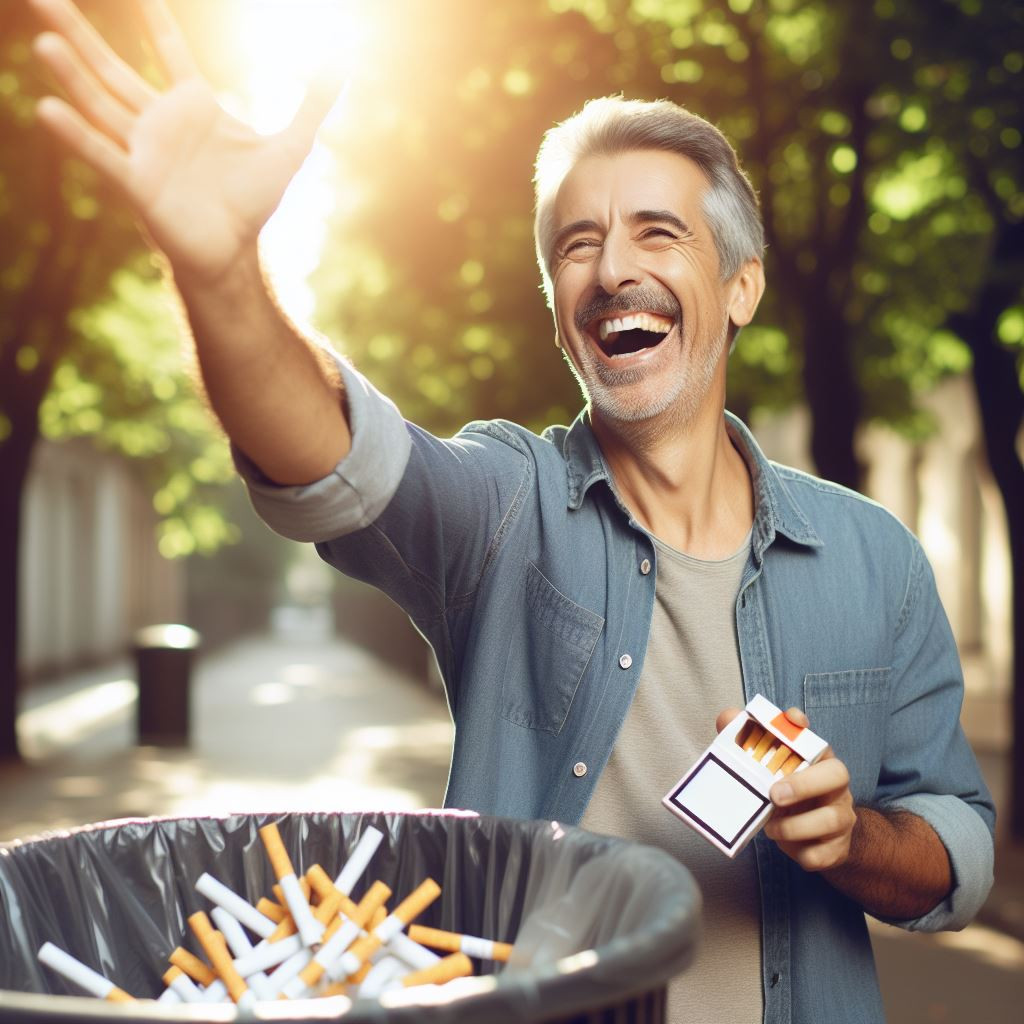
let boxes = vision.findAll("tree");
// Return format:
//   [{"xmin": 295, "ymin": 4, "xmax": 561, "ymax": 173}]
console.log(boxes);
[{"xmin": 0, "ymin": 2, "xmax": 238, "ymax": 761}]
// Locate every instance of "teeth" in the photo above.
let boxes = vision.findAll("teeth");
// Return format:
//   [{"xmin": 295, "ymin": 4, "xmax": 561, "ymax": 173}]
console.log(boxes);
[{"xmin": 597, "ymin": 314, "xmax": 671, "ymax": 341}]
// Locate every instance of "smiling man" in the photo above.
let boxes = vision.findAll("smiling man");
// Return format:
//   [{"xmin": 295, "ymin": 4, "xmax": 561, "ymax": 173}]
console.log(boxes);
[{"xmin": 30, "ymin": 2, "xmax": 995, "ymax": 1018}]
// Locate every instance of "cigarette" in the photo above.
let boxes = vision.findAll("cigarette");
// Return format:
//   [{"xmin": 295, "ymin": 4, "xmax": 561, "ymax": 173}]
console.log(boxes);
[
  {"xmin": 401, "ymin": 952, "xmax": 473, "ymax": 987},
  {"xmin": 156, "ymin": 985, "xmax": 184, "ymax": 1004},
  {"xmin": 38, "ymin": 943, "xmax": 135, "ymax": 1002},
  {"xmin": 261, "ymin": 946, "xmax": 314, "ymax": 997},
  {"xmin": 356, "ymin": 955, "xmax": 406, "ymax": 997},
  {"xmin": 387, "ymin": 930, "xmax": 442, "ymax": 970},
  {"xmin": 168, "ymin": 946, "xmax": 217, "ymax": 987},
  {"xmin": 767, "ymin": 744, "xmax": 793, "ymax": 774},
  {"xmin": 162, "ymin": 965, "xmax": 204, "ymax": 1003},
  {"xmin": 232, "ymin": 933, "xmax": 303, "ymax": 976},
  {"xmin": 779, "ymin": 752, "xmax": 804, "ymax": 776},
  {"xmin": 751, "ymin": 730, "xmax": 775, "ymax": 761},
  {"xmin": 259, "ymin": 822, "xmax": 324, "ymax": 947},
  {"xmin": 195, "ymin": 872, "xmax": 277, "ymax": 939},
  {"xmin": 739, "ymin": 721, "xmax": 763, "ymax": 751},
  {"xmin": 407, "ymin": 924, "xmax": 513, "ymax": 962},
  {"xmin": 187, "ymin": 911, "xmax": 254, "ymax": 1006},
  {"xmin": 334, "ymin": 826, "xmax": 384, "ymax": 895},
  {"xmin": 298, "ymin": 914, "xmax": 363, "ymax": 990},
  {"xmin": 211, "ymin": 906, "xmax": 274, "ymax": 1000}
]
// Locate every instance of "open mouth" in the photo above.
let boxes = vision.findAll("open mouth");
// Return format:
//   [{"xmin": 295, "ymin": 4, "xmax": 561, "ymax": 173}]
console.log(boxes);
[{"xmin": 593, "ymin": 313, "xmax": 674, "ymax": 358}]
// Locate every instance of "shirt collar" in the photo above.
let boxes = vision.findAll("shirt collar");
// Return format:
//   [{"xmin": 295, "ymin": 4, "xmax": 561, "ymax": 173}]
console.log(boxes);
[{"xmin": 561, "ymin": 409, "xmax": 823, "ymax": 557}]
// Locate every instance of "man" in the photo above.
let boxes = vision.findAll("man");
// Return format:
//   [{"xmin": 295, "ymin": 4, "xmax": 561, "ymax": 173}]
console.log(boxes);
[{"xmin": 30, "ymin": 1, "xmax": 994, "ymax": 1020}]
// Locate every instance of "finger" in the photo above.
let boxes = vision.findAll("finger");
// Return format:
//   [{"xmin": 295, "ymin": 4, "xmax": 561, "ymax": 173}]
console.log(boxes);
[
  {"xmin": 281, "ymin": 69, "xmax": 349, "ymax": 158},
  {"xmin": 771, "ymin": 757, "xmax": 850, "ymax": 808},
  {"xmin": 782, "ymin": 706, "xmax": 810, "ymax": 729},
  {"xmin": 36, "ymin": 95, "xmax": 132, "ymax": 187},
  {"xmin": 34, "ymin": 32, "xmax": 134, "ymax": 148},
  {"xmin": 29, "ymin": 0, "xmax": 154, "ymax": 112},
  {"xmin": 715, "ymin": 706, "xmax": 744, "ymax": 734},
  {"xmin": 764, "ymin": 803, "xmax": 856, "ymax": 845},
  {"xmin": 138, "ymin": 0, "xmax": 202, "ymax": 83}
]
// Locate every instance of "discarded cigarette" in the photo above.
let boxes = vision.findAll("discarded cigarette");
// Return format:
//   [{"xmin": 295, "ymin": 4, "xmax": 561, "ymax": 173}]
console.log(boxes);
[
  {"xmin": 357, "ymin": 955, "xmax": 407, "ymax": 997},
  {"xmin": 408, "ymin": 924, "xmax": 513, "ymax": 962},
  {"xmin": 401, "ymin": 952, "xmax": 473, "ymax": 987},
  {"xmin": 334, "ymin": 826, "xmax": 384, "ymax": 895},
  {"xmin": 211, "ymin": 906, "xmax": 274, "ymax": 1001},
  {"xmin": 162, "ymin": 965, "xmax": 204, "ymax": 1003},
  {"xmin": 168, "ymin": 946, "xmax": 217, "ymax": 987},
  {"xmin": 260, "ymin": 822, "xmax": 324, "ymax": 947},
  {"xmin": 195, "ymin": 872, "xmax": 277, "ymax": 939},
  {"xmin": 232, "ymin": 933, "xmax": 303, "ymax": 976},
  {"xmin": 187, "ymin": 911, "xmax": 254, "ymax": 1007},
  {"xmin": 38, "ymin": 943, "xmax": 135, "ymax": 1002},
  {"xmin": 387, "ymin": 930, "xmax": 442, "ymax": 970}
]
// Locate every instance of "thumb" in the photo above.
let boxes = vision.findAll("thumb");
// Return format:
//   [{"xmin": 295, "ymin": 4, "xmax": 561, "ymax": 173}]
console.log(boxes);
[{"xmin": 715, "ymin": 706, "xmax": 744, "ymax": 734}]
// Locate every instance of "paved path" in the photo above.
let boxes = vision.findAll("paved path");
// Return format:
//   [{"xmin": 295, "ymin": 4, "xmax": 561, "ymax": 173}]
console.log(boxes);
[{"xmin": 3, "ymin": 631, "xmax": 1023, "ymax": 1021}]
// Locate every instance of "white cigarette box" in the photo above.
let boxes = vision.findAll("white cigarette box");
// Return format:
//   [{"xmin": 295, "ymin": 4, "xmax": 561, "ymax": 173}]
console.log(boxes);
[{"xmin": 662, "ymin": 694, "xmax": 829, "ymax": 858}]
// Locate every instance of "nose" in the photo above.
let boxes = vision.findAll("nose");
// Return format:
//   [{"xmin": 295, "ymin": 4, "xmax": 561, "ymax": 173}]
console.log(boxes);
[{"xmin": 595, "ymin": 228, "xmax": 641, "ymax": 295}]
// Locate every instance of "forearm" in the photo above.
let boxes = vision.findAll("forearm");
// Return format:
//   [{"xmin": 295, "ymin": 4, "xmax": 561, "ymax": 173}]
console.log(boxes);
[
  {"xmin": 175, "ymin": 247, "xmax": 351, "ymax": 485},
  {"xmin": 823, "ymin": 806, "xmax": 952, "ymax": 920}
]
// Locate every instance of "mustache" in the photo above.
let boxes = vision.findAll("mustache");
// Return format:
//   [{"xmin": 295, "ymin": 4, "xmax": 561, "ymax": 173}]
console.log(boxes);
[{"xmin": 574, "ymin": 285, "xmax": 680, "ymax": 332}]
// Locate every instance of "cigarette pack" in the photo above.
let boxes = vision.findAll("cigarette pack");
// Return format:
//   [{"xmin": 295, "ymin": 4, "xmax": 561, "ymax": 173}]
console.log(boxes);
[{"xmin": 662, "ymin": 694, "xmax": 828, "ymax": 858}]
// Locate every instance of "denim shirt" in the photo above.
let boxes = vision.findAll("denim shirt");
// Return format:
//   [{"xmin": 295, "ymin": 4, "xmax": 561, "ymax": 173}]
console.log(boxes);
[{"xmin": 240, "ymin": 361, "xmax": 995, "ymax": 1024}]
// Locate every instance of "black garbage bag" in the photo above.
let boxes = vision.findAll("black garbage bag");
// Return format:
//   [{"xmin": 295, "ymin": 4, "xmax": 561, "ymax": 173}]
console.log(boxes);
[{"xmin": 0, "ymin": 811, "xmax": 700, "ymax": 1022}]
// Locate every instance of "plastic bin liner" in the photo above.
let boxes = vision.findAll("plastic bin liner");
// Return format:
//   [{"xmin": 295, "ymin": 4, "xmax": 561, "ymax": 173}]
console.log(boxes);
[{"xmin": 0, "ymin": 811, "xmax": 700, "ymax": 1022}]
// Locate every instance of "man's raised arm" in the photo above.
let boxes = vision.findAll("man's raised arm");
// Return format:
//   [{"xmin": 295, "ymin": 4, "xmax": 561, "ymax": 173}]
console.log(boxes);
[{"xmin": 30, "ymin": 0, "xmax": 350, "ymax": 485}]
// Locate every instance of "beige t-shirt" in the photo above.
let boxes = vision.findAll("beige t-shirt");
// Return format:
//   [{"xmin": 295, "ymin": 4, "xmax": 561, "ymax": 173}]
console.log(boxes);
[{"xmin": 580, "ymin": 533, "xmax": 762, "ymax": 1024}]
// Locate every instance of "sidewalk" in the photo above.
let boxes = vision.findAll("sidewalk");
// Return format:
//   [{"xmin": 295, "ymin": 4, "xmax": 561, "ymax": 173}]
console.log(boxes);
[
  {"xmin": 1, "ymin": 626, "xmax": 454, "ymax": 843},
  {"xmin": 2, "ymin": 629, "xmax": 1022, "ymax": 1022}
]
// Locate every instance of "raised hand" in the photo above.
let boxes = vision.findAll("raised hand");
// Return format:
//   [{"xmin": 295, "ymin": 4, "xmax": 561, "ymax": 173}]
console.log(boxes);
[{"xmin": 30, "ymin": 0, "xmax": 343, "ymax": 284}]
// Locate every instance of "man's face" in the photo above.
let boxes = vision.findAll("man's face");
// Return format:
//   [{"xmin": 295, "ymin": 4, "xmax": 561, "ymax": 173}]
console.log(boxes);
[{"xmin": 550, "ymin": 148, "xmax": 742, "ymax": 430}]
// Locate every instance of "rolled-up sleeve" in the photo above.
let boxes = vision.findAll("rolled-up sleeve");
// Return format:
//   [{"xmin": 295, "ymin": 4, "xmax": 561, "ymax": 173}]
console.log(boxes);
[
  {"xmin": 233, "ymin": 354, "xmax": 411, "ymax": 543},
  {"xmin": 884, "ymin": 791, "xmax": 994, "ymax": 931},
  {"xmin": 876, "ymin": 538, "xmax": 995, "ymax": 932}
]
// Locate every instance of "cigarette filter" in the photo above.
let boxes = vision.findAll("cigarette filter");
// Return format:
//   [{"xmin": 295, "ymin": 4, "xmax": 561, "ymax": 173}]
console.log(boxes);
[
  {"xmin": 401, "ymin": 952, "xmax": 473, "ymax": 988},
  {"xmin": 662, "ymin": 694, "xmax": 829, "ymax": 858},
  {"xmin": 162, "ymin": 965, "xmax": 204, "ymax": 1003},
  {"xmin": 187, "ymin": 911, "xmax": 252, "ymax": 1005},
  {"xmin": 408, "ymin": 924, "xmax": 513, "ymax": 962},
  {"xmin": 168, "ymin": 946, "xmax": 216, "ymax": 987}
]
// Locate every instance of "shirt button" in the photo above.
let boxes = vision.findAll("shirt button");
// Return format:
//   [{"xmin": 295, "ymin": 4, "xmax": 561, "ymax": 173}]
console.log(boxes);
[
  {"xmin": 619, "ymin": 653, "xmax": 633, "ymax": 670},
  {"xmin": 573, "ymin": 761, "xmax": 588, "ymax": 777},
  {"xmin": 640, "ymin": 558, "xmax": 651, "ymax": 575}
]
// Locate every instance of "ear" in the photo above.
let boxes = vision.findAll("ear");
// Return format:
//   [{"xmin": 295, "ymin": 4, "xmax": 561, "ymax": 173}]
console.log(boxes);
[{"xmin": 726, "ymin": 258, "xmax": 766, "ymax": 330}]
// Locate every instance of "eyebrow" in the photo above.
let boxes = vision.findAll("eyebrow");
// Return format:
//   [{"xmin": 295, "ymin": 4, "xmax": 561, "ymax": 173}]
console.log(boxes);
[{"xmin": 552, "ymin": 209, "xmax": 691, "ymax": 254}]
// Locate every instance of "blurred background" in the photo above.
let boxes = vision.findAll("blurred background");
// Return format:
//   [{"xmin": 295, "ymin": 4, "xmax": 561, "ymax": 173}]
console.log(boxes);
[{"xmin": 1, "ymin": 0, "xmax": 1021, "ymax": 843}]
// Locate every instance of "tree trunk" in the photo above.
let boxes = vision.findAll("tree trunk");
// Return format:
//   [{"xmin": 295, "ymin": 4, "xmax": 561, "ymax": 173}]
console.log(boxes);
[
  {"xmin": 950, "ymin": 216, "xmax": 1024, "ymax": 839},
  {"xmin": 801, "ymin": 304, "xmax": 863, "ymax": 491}
]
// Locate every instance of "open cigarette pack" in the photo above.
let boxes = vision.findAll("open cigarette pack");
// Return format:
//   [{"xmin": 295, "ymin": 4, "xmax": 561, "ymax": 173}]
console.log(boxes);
[{"xmin": 662, "ymin": 694, "xmax": 828, "ymax": 858}]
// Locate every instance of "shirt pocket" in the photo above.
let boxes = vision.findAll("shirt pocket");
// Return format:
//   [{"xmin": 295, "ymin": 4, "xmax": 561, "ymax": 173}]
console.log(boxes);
[
  {"xmin": 803, "ymin": 668, "xmax": 891, "ymax": 803},
  {"xmin": 499, "ymin": 561, "xmax": 604, "ymax": 735}
]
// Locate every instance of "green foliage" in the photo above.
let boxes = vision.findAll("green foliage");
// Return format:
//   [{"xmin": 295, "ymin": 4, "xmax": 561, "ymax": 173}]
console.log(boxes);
[
  {"xmin": 308, "ymin": 0, "xmax": 1021, "ymax": 449},
  {"xmin": 0, "ymin": 1, "xmax": 239, "ymax": 562}
]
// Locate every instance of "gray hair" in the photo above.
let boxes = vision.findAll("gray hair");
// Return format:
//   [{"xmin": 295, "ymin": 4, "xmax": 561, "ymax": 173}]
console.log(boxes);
[{"xmin": 533, "ymin": 96, "xmax": 764, "ymax": 309}]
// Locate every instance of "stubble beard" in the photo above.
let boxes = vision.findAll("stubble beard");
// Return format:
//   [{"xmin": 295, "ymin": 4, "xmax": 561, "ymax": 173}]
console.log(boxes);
[{"xmin": 564, "ymin": 312, "xmax": 727, "ymax": 443}]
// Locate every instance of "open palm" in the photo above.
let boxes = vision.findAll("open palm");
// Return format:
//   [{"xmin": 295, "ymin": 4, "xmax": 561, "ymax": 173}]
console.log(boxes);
[{"xmin": 31, "ymin": 0, "xmax": 340, "ymax": 283}]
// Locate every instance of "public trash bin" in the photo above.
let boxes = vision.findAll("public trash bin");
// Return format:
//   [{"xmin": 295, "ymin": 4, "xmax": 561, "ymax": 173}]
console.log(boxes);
[
  {"xmin": 133, "ymin": 624, "xmax": 201, "ymax": 746},
  {"xmin": 0, "ymin": 811, "xmax": 700, "ymax": 1022}
]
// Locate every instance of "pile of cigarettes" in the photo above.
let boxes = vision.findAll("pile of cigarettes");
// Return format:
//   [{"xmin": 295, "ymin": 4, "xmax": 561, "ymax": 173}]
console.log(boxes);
[{"xmin": 37, "ymin": 820, "xmax": 514, "ymax": 1010}]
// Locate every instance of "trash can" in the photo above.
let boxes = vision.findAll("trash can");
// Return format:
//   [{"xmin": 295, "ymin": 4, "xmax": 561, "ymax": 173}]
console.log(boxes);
[
  {"xmin": 0, "ymin": 811, "xmax": 700, "ymax": 1022},
  {"xmin": 133, "ymin": 624, "xmax": 201, "ymax": 746}
]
